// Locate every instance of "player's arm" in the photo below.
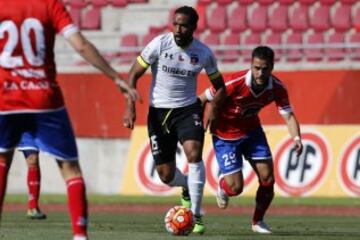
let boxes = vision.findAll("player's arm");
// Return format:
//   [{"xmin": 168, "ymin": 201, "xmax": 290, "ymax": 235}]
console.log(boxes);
[
  {"xmin": 66, "ymin": 32, "xmax": 139, "ymax": 101},
  {"xmin": 123, "ymin": 57, "xmax": 149, "ymax": 129},
  {"xmin": 282, "ymin": 112, "xmax": 303, "ymax": 156},
  {"xmin": 206, "ymin": 72, "xmax": 226, "ymax": 131}
]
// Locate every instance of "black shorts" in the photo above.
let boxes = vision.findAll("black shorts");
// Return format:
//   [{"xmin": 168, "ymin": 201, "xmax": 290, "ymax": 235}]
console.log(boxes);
[{"xmin": 147, "ymin": 99, "xmax": 204, "ymax": 165}]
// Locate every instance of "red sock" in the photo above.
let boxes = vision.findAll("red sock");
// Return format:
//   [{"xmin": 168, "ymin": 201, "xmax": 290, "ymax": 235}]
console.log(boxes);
[
  {"xmin": 27, "ymin": 166, "xmax": 40, "ymax": 210},
  {"xmin": 0, "ymin": 162, "xmax": 8, "ymax": 213},
  {"xmin": 219, "ymin": 178, "xmax": 238, "ymax": 197},
  {"xmin": 66, "ymin": 177, "xmax": 88, "ymax": 237},
  {"xmin": 252, "ymin": 181, "xmax": 274, "ymax": 224}
]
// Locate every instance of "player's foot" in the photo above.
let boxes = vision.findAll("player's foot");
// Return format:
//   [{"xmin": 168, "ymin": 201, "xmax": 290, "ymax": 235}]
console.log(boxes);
[
  {"xmin": 252, "ymin": 220, "xmax": 272, "ymax": 234},
  {"xmin": 73, "ymin": 235, "xmax": 87, "ymax": 240},
  {"xmin": 192, "ymin": 215, "xmax": 205, "ymax": 234},
  {"xmin": 216, "ymin": 185, "xmax": 229, "ymax": 209},
  {"xmin": 181, "ymin": 187, "xmax": 191, "ymax": 209},
  {"xmin": 27, "ymin": 208, "xmax": 47, "ymax": 220}
]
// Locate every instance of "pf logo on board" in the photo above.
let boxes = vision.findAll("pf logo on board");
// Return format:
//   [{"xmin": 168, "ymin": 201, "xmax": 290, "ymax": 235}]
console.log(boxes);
[
  {"xmin": 274, "ymin": 132, "xmax": 329, "ymax": 196},
  {"xmin": 339, "ymin": 134, "xmax": 360, "ymax": 196}
]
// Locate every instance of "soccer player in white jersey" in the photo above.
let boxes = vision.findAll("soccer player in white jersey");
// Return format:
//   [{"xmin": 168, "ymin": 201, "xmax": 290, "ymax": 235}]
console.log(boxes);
[
  {"xmin": 199, "ymin": 46, "xmax": 303, "ymax": 234},
  {"xmin": 124, "ymin": 6, "xmax": 226, "ymax": 234},
  {"xmin": 0, "ymin": 1, "xmax": 139, "ymax": 239}
]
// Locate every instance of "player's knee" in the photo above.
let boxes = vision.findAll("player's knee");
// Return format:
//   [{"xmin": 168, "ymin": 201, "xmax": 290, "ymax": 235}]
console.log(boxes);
[
  {"xmin": 231, "ymin": 184, "xmax": 243, "ymax": 195},
  {"xmin": 157, "ymin": 170, "xmax": 174, "ymax": 184},
  {"xmin": 185, "ymin": 151, "xmax": 202, "ymax": 163}
]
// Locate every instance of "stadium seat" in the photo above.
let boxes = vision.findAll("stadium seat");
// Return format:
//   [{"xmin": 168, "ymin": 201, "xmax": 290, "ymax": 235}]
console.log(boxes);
[
  {"xmin": 264, "ymin": 32, "xmax": 282, "ymax": 61},
  {"xmin": 202, "ymin": 33, "xmax": 221, "ymax": 57},
  {"xmin": 352, "ymin": 7, "xmax": 360, "ymax": 30},
  {"xmin": 268, "ymin": 5, "xmax": 288, "ymax": 33},
  {"xmin": 109, "ymin": 0, "xmax": 127, "ymax": 7},
  {"xmin": 347, "ymin": 32, "xmax": 360, "ymax": 61},
  {"xmin": 310, "ymin": 5, "xmax": 330, "ymax": 32},
  {"xmin": 208, "ymin": 5, "xmax": 227, "ymax": 33},
  {"xmin": 298, "ymin": 0, "xmax": 316, "ymax": 5},
  {"xmin": 82, "ymin": 7, "xmax": 101, "ymax": 30},
  {"xmin": 248, "ymin": 5, "xmax": 267, "ymax": 33},
  {"xmin": 285, "ymin": 32, "xmax": 303, "ymax": 62},
  {"xmin": 119, "ymin": 34, "xmax": 139, "ymax": 64},
  {"xmin": 197, "ymin": 0, "xmax": 213, "ymax": 5},
  {"xmin": 289, "ymin": 5, "xmax": 309, "ymax": 32},
  {"xmin": 222, "ymin": 33, "xmax": 240, "ymax": 62},
  {"xmin": 340, "ymin": 0, "xmax": 356, "ymax": 4},
  {"xmin": 278, "ymin": 0, "xmax": 295, "ymax": 5},
  {"xmin": 325, "ymin": 32, "xmax": 345, "ymax": 61},
  {"xmin": 304, "ymin": 32, "xmax": 324, "ymax": 61},
  {"xmin": 90, "ymin": 0, "xmax": 109, "ymax": 8},
  {"xmin": 258, "ymin": 0, "xmax": 275, "ymax": 5},
  {"xmin": 216, "ymin": 0, "xmax": 232, "ymax": 5},
  {"xmin": 68, "ymin": 8, "xmax": 81, "ymax": 28},
  {"xmin": 68, "ymin": 0, "xmax": 87, "ymax": 8},
  {"xmin": 196, "ymin": 4, "xmax": 207, "ymax": 33},
  {"xmin": 242, "ymin": 33, "xmax": 261, "ymax": 62},
  {"xmin": 228, "ymin": 5, "xmax": 247, "ymax": 33},
  {"xmin": 237, "ymin": 0, "xmax": 253, "ymax": 5},
  {"xmin": 331, "ymin": 4, "xmax": 351, "ymax": 32},
  {"xmin": 319, "ymin": 0, "xmax": 336, "ymax": 4}
]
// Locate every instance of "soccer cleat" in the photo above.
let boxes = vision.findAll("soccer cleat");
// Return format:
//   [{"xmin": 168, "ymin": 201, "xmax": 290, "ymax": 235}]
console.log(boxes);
[
  {"xmin": 192, "ymin": 215, "xmax": 205, "ymax": 234},
  {"xmin": 73, "ymin": 235, "xmax": 87, "ymax": 240},
  {"xmin": 181, "ymin": 187, "xmax": 191, "ymax": 209},
  {"xmin": 216, "ymin": 185, "xmax": 229, "ymax": 209},
  {"xmin": 27, "ymin": 208, "xmax": 47, "ymax": 220},
  {"xmin": 252, "ymin": 220, "xmax": 272, "ymax": 234}
]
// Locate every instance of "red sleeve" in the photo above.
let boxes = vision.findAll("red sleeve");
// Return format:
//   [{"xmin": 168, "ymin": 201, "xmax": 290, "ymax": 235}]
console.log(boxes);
[{"xmin": 49, "ymin": 0, "xmax": 74, "ymax": 33}]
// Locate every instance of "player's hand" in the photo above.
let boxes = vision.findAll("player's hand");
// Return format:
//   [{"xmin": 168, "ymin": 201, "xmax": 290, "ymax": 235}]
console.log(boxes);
[
  {"xmin": 294, "ymin": 139, "xmax": 303, "ymax": 156},
  {"xmin": 115, "ymin": 78, "xmax": 141, "ymax": 102},
  {"xmin": 123, "ymin": 100, "xmax": 136, "ymax": 130}
]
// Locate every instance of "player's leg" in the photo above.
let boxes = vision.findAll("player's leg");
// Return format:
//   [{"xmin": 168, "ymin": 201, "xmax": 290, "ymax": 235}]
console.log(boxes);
[
  {"xmin": 22, "ymin": 150, "xmax": 47, "ymax": 219},
  {"xmin": 0, "ymin": 151, "xmax": 14, "ymax": 220},
  {"xmin": 244, "ymin": 127, "xmax": 274, "ymax": 234},
  {"xmin": 212, "ymin": 136, "xmax": 245, "ymax": 209},
  {"xmin": 35, "ymin": 109, "xmax": 88, "ymax": 239}
]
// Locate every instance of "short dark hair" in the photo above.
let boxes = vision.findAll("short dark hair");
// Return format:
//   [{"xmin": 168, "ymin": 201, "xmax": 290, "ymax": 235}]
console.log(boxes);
[
  {"xmin": 175, "ymin": 6, "xmax": 199, "ymax": 26},
  {"xmin": 252, "ymin": 46, "xmax": 275, "ymax": 64}
]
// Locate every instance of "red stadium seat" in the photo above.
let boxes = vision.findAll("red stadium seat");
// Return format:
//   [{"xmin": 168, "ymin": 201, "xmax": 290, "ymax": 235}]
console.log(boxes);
[
  {"xmin": 119, "ymin": 34, "xmax": 139, "ymax": 64},
  {"xmin": 285, "ymin": 32, "xmax": 303, "ymax": 62},
  {"xmin": 228, "ymin": 5, "xmax": 247, "ymax": 33},
  {"xmin": 352, "ymin": 7, "xmax": 360, "ymax": 30},
  {"xmin": 268, "ymin": 5, "xmax": 288, "ymax": 33},
  {"xmin": 69, "ymin": 0, "xmax": 87, "ymax": 8},
  {"xmin": 90, "ymin": 0, "xmax": 109, "ymax": 7},
  {"xmin": 258, "ymin": 0, "xmax": 275, "ymax": 5},
  {"xmin": 347, "ymin": 32, "xmax": 360, "ymax": 61},
  {"xmin": 325, "ymin": 32, "xmax": 345, "ymax": 61},
  {"xmin": 289, "ymin": 5, "xmax": 309, "ymax": 32},
  {"xmin": 278, "ymin": 0, "xmax": 295, "ymax": 5},
  {"xmin": 82, "ymin": 7, "xmax": 101, "ymax": 30},
  {"xmin": 109, "ymin": 0, "xmax": 127, "ymax": 7},
  {"xmin": 68, "ymin": 8, "xmax": 81, "ymax": 28},
  {"xmin": 310, "ymin": 5, "xmax": 330, "ymax": 32},
  {"xmin": 298, "ymin": 0, "xmax": 316, "ymax": 5},
  {"xmin": 331, "ymin": 5, "xmax": 351, "ymax": 32},
  {"xmin": 248, "ymin": 5, "xmax": 267, "ymax": 33},
  {"xmin": 197, "ymin": 0, "xmax": 213, "ymax": 5},
  {"xmin": 196, "ymin": 4, "xmax": 207, "ymax": 33},
  {"xmin": 264, "ymin": 32, "xmax": 282, "ymax": 61},
  {"xmin": 304, "ymin": 32, "xmax": 324, "ymax": 61},
  {"xmin": 319, "ymin": 0, "xmax": 336, "ymax": 4},
  {"xmin": 216, "ymin": 0, "xmax": 232, "ymax": 5},
  {"xmin": 237, "ymin": 0, "xmax": 253, "ymax": 5},
  {"xmin": 202, "ymin": 33, "xmax": 221, "ymax": 58},
  {"xmin": 208, "ymin": 5, "xmax": 227, "ymax": 33},
  {"xmin": 222, "ymin": 33, "xmax": 240, "ymax": 62},
  {"xmin": 340, "ymin": 0, "xmax": 356, "ymax": 4},
  {"xmin": 242, "ymin": 33, "xmax": 261, "ymax": 62}
]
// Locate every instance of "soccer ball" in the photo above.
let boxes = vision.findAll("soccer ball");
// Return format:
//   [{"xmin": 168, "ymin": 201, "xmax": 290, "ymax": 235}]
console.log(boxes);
[{"xmin": 164, "ymin": 206, "xmax": 195, "ymax": 235}]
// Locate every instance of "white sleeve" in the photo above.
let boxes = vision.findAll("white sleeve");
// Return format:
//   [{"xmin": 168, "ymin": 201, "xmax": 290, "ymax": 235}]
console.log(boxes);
[
  {"xmin": 140, "ymin": 35, "xmax": 161, "ymax": 65},
  {"xmin": 204, "ymin": 49, "xmax": 219, "ymax": 75}
]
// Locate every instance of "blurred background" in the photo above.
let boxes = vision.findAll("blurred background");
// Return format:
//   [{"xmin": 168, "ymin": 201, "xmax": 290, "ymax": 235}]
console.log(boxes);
[{"xmin": 7, "ymin": 0, "xmax": 360, "ymax": 198}]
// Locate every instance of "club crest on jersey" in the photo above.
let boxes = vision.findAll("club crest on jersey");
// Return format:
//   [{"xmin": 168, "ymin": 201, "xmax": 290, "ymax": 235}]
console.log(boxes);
[
  {"xmin": 178, "ymin": 54, "xmax": 184, "ymax": 61},
  {"xmin": 190, "ymin": 54, "xmax": 199, "ymax": 65}
]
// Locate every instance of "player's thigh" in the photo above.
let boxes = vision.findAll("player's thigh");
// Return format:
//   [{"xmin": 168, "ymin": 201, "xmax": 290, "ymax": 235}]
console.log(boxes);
[
  {"xmin": 148, "ymin": 107, "xmax": 178, "ymax": 165},
  {"xmin": 0, "ymin": 114, "xmax": 27, "ymax": 152},
  {"xmin": 35, "ymin": 109, "xmax": 78, "ymax": 160},
  {"xmin": 212, "ymin": 136, "xmax": 244, "ymax": 176}
]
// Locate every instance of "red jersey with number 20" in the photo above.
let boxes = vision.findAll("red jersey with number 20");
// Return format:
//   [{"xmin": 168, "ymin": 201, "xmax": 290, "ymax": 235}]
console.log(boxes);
[
  {"xmin": 205, "ymin": 70, "xmax": 293, "ymax": 140},
  {"xmin": 0, "ymin": 0, "xmax": 79, "ymax": 113}
]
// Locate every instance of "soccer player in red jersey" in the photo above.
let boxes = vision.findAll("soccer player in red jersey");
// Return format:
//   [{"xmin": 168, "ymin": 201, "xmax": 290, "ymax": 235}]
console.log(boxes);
[
  {"xmin": 0, "ymin": 0, "xmax": 138, "ymax": 239},
  {"xmin": 199, "ymin": 46, "xmax": 303, "ymax": 234}
]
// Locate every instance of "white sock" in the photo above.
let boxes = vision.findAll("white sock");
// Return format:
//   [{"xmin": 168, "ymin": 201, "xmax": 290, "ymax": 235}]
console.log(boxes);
[
  {"xmin": 188, "ymin": 161, "xmax": 206, "ymax": 216},
  {"xmin": 168, "ymin": 168, "xmax": 188, "ymax": 188}
]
